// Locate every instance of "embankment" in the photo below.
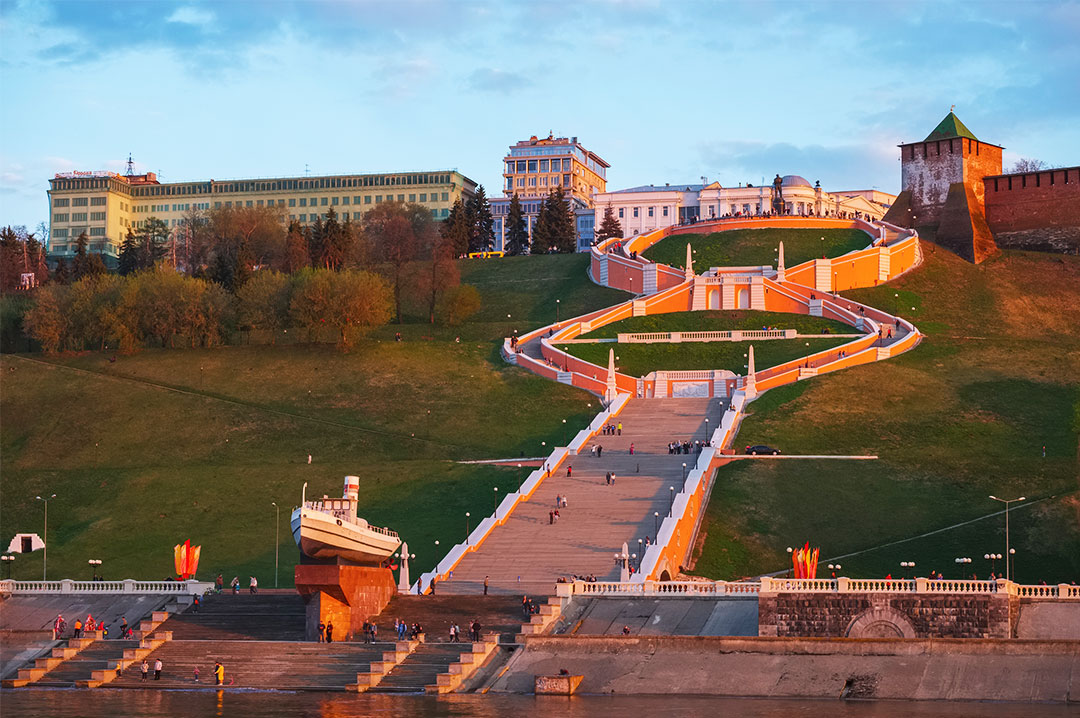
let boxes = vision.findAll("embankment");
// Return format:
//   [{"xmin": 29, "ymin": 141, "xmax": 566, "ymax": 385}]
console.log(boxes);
[{"xmin": 489, "ymin": 635, "xmax": 1080, "ymax": 702}]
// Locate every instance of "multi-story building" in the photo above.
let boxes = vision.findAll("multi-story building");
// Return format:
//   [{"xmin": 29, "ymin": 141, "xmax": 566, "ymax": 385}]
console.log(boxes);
[
  {"xmin": 592, "ymin": 177, "xmax": 895, "ymax": 239},
  {"xmin": 490, "ymin": 134, "xmax": 609, "ymax": 252},
  {"xmin": 46, "ymin": 168, "xmax": 477, "ymax": 265}
]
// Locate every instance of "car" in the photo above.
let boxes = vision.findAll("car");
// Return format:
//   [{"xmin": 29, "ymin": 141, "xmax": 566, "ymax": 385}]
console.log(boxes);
[{"xmin": 745, "ymin": 444, "xmax": 780, "ymax": 455}]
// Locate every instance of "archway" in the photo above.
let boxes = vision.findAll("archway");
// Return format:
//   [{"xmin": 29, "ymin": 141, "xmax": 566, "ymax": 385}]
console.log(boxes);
[
  {"xmin": 659, "ymin": 570, "xmax": 672, "ymax": 581},
  {"xmin": 737, "ymin": 288, "xmax": 749, "ymax": 309},
  {"xmin": 708, "ymin": 289, "xmax": 719, "ymax": 310},
  {"xmin": 845, "ymin": 606, "xmax": 917, "ymax": 639}
]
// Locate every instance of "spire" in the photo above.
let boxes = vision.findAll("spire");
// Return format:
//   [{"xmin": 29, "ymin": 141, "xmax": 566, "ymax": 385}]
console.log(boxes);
[
  {"xmin": 397, "ymin": 541, "xmax": 410, "ymax": 592},
  {"xmin": 620, "ymin": 541, "xmax": 630, "ymax": 582},
  {"xmin": 684, "ymin": 243, "xmax": 694, "ymax": 280},
  {"xmin": 924, "ymin": 111, "xmax": 978, "ymax": 142},
  {"xmin": 776, "ymin": 241, "xmax": 786, "ymax": 282},
  {"xmin": 744, "ymin": 345, "xmax": 757, "ymax": 396},
  {"xmin": 605, "ymin": 348, "xmax": 617, "ymax": 404}
]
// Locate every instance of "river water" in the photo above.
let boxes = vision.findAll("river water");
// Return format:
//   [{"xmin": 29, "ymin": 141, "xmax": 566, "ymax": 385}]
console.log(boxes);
[{"xmin": 2, "ymin": 689, "xmax": 1072, "ymax": 717}]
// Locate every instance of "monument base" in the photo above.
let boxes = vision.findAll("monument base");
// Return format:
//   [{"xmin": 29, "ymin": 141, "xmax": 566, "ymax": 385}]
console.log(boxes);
[{"xmin": 294, "ymin": 564, "xmax": 397, "ymax": 642}]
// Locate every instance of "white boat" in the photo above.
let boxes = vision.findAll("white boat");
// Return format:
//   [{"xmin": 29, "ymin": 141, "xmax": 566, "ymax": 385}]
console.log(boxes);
[{"xmin": 291, "ymin": 476, "xmax": 401, "ymax": 566}]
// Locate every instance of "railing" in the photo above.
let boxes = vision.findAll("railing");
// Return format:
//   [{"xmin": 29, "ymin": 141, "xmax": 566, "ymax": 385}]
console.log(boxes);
[
  {"xmin": 554, "ymin": 577, "xmax": 1079, "ymax": 600},
  {"xmin": 0, "ymin": 579, "xmax": 213, "ymax": 595},
  {"xmin": 618, "ymin": 329, "xmax": 797, "ymax": 344},
  {"xmin": 300, "ymin": 502, "xmax": 400, "ymax": 537}
]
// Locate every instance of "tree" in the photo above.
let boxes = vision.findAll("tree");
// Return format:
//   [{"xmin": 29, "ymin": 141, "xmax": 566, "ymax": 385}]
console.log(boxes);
[
  {"xmin": 289, "ymin": 268, "xmax": 391, "ymax": 348},
  {"xmin": 422, "ymin": 229, "xmax": 460, "ymax": 324},
  {"xmin": 365, "ymin": 201, "xmax": 434, "ymax": 322},
  {"xmin": 438, "ymin": 284, "xmax": 481, "ymax": 325},
  {"xmin": 137, "ymin": 218, "xmax": 170, "ymax": 270},
  {"xmin": 118, "ymin": 229, "xmax": 139, "ymax": 276},
  {"xmin": 237, "ymin": 270, "xmax": 292, "ymax": 343},
  {"xmin": 284, "ymin": 221, "xmax": 310, "ymax": 273},
  {"xmin": 24, "ymin": 283, "xmax": 69, "ymax": 353},
  {"xmin": 0, "ymin": 226, "xmax": 25, "ymax": 292},
  {"xmin": 318, "ymin": 208, "xmax": 347, "ymax": 270},
  {"xmin": 442, "ymin": 199, "xmax": 470, "ymax": 258},
  {"xmin": 178, "ymin": 205, "xmax": 212, "ymax": 275},
  {"xmin": 595, "ymin": 205, "xmax": 623, "ymax": 243},
  {"xmin": 548, "ymin": 186, "xmax": 577, "ymax": 253},
  {"xmin": 531, "ymin": 198, "xmax": 553, "ymax": 254},
  {"xmin": 1010, "ymin": 158, "xmax": 1047, "ymax": 173},
  {"xmin": 504, "ymin": 194, "xmax": 529, "ymax": 256},
  {"xmin": 68, "ymin": 273, "xmax": 130, "ymax": 351},
  {"xmin": 53, "ymin": 258, "xmax": 71, "ymax": 285},
  {"xmin": 467, "ymin": 185, "xmax": 495, "ymax": 253}
]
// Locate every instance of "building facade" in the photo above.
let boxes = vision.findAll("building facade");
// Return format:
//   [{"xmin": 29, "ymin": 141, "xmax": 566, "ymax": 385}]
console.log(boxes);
[
  {"xmin": 47, "ymin": 169, "xmax": 478, "ymax": 264},
  {"xmin": 593, "ymin": 177, "xmax": 893, "ymax": 239},
  {"xmin": 491, "ymin": 134, "xmax": 609, "ymax": 253}
]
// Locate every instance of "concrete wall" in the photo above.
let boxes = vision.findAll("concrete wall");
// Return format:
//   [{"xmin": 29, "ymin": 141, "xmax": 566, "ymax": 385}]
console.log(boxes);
[{"xmin": 493, "ymin": 634, "xmax": 1080, "ymax": 701}]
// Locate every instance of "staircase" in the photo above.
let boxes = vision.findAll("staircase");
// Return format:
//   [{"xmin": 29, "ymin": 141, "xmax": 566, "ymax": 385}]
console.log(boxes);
[
  {"xmin": 153, "ymin": 592, "xmax": 305, "ymax": 641},
  {"xmin": 368, "ymin": 643, "xmax": 468, "ymax": 694},
  {"xmin": 33, "ymin": 639, "xmax": 141, "ymax": 688},
  {"xmin": 4, "ymin": 632, "xmax": 101, "ymax": 687},
  {"xmin": 375, "ymin": 595, "xmax": 524, "ymax": 643}
]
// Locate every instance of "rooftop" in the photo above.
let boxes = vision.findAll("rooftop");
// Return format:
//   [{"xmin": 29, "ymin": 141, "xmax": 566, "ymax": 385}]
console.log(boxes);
[
  {"xmin": 924, "ymin": 111, "xmax": 978, "ymax": 142},
  {"xmin": 610, "ymin": 184, "xmax": 705, "ymax": 194}
]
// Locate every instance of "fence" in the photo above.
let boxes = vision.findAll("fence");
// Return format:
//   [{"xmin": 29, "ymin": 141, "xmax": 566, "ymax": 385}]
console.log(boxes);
[{"xmin": 0, "ymin": 579, "xmax": 213, "ymax": 595}]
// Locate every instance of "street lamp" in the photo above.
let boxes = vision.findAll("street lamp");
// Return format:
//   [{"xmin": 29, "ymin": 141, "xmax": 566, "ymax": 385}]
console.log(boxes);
[
  {"xmin": 900, "ymin": 561, "xmax": 915, "ymax": 579},
  {"xmin": 1, "ymin": 555, "xmax": 13, "ymax": 579},
  {"xmin": 271, "ymin": 502, "xmax": 280, "ymax": 588},
  {"xmin": 35, "ymin": 494, "xmax": 56, "ymax": 581},
  {"xmin": 556, "ymin": 299, "xmax": 560, "ymax": 323},
  {"xmin": 653, "ymin": 511, "xmax": 660, "ymax": 536},
  {"xmin": 704, "ymin": 418, "xmax": 709, "ymax": 441},
  {"xmin": 88, "ymin": 559, "xmax": 102, "ymax": 581},
  {"xmin": 465, "ymin": 512, "xmax": 471, "ymax": 544},
  {"xmin": 669, "ymin": 486, "xmax": 676, "ymax": 516},
  {"xmin": 562, "ymin": 418, "xmax": 567, "ymax": 445},
  {"xmin": 493, "ymin": 486, "xmax": 499, "ymax": 512},
  {"xmin": 954, "ymin": 557, "xmax": 972, "ymax": 580},
  {"xmin": 681, "ymin": 463, "xmax": 687, "ymax": 481},
  {"xmin": 517, "ymin": 463, "xmax": 523, "ymax": 488},
  {"xmin": 984, "ymin": 553, "xmax": 1002, "ymax": 576},
  {"xmin": 989, "ymin": 495, "xmax": 1025, "ymax": 581}
]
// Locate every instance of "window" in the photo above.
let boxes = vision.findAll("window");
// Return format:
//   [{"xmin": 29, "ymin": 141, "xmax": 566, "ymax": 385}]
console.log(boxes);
[
  {"xmin": 516, "ymin": 161, "xmax": 526, "ymax": 172},
  {"xmin": 633, "ymin": 207, "xmax": 639, "ymax": 218},
  {"xmin": 90, "ymin": 227, "xmax": 105, "ymax": 236},
  {"xmin": 618, "ymin": 208, "xmax": 624, "ymax": 218},
  {"xmin": 662, "ymin": 206, "xmax": 669, "ymax": 217},
  {"xmin": 90, "ymin": 211, "xmax": 106, "ymax": 221},
  {"xmin": 53, "ymin": 198, "xmax": 70, "ymax": 207},
  {"xmin": 517, "ymin": 178, "xmax": 525, "ymax": 188},
  {"xmin": 72, "ymin": 212, "xmax": 88, "ymax": 221},
  {"xmin": 563, "ymin": 174, "xmax": 570, "ymax": 186},
  {"xmin": 257, "ymin": 200, "xmax": 264, "ymax": 207},
  {"xmin": 311, "ymin": 197, "xmax": 317, "ymax": 206},
  {"xmin": 375, "ymin": 196, "xmax": 382, "ymax": 203},
  {"xmin": 72, "ymin": 197, "xmax": 88, "ymax": 206},
  {"xmin": 246, "ymin": 201, "xmax": 253, "ymax": 207},
  {"xmin": 331, "ymin": 197, "xmax": 339, "ymax": 205},
  {"xmin": 52, "ymin": 228, "xmax": 68, "ymax": 238},
  {"xmin": 648, "ymin": 207, "xmax": 654, "ymax": 217},
  {"xmin": 300, "ymin": 198, "xmax": 307, "ymax": 207},
  {"xmin": 397, "ymin": 194, "xmax": 404, "ymax": 202},
  {"xmin": 527, "ymin": 160, "xmax": 537, "ymax": 173},
  {"xmin": 289, "ymin": 198, "xmax": 296, "ymax": 207},
  {"xmin": 300, "ymin": 214, "xmax": 307, "ymax": 222},
  {"xmin": 354, "ymin": 196, "xmax": 362, "ymax": 204},
  {"xmin": 441, "ymin": 192, "xmax": 449, "ymax": 201},
  {"xmin": 321, "ymin": 197, "xmax": 328, "ymax": 206},
  {"xmin": 90, "ymin": 197, "xmax": 106, "ymax": 206},
  {"xmin": 353, "ymin": 212, "xmax": 362, "ymax": 220},
  {"xmin": 409, "ymin": 194, "xmax": 416, "ymax": 202},
  {"xmin": 364, "ymin": 196, "xmax": 372, "ymax": 204},
  {"xmin": 53, "ymin": 213, "xmax": 69, "ymax": 223},
  {"xmin": 562, "ymin": 159, "xmax": 572, "ymax": 171},
  {"xmin": 539, "ymin": 159, "xmax": 549, "ymax": 172},
  {"xmin": 341, "ymin": 196, "xmax": 349, "ymax": 205},
  {"xmin": 420, "ymin": 193, "xmax": 427, "ymax": 202},
  {"xmin": 529, "ymin": 177, "xmax": 537, "ymax": 187}
]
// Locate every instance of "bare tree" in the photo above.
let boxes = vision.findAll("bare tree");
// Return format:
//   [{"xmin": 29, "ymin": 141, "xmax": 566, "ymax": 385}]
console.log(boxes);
[{"xmin": 1010, "ymin": 158, "xmax": 1047, "ymax": 173}]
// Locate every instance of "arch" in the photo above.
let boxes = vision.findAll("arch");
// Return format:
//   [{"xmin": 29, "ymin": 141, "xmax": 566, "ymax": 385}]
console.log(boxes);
[
  {"xmin": 845, "ymin": 606, "xmax": 917, "ymax": 639},
  {"xmin": 736, "ymin": 288, "xmax": 749, "ymax": 309},
  {"xmin": 708, "ymin": 289, "xmax": 719, "ymax": 310},
  {"xmin": 659, "ymin": 570, "xmax": 672, "ymax": 582}
]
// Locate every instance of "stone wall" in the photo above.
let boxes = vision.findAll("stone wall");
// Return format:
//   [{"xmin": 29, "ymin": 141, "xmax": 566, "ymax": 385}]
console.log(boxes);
[
  {"xmin": 757, "ymin": 591, "xmax": 1011, "ymax": 639},
  {"xmin": 983, "ymin": 167, "xmax": 1080, "ymax": 254},
  {"xmin": 294, "ymin": 564, "xmax": 396, "ymax": 642},
  {"xmin": 899, "ymin": 138, "xmax": 1001, "ymax": 228}
]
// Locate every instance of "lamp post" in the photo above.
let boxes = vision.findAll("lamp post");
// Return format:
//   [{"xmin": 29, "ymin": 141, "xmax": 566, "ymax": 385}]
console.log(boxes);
[
  {"xmin": 88, "ymin": 559, "xmax": 102, "ymax": 581},
  {"xmin": 954, "ymin": 556, "xmax": 972, "ymax": 580},
  {"xmin": 517, "ymin": 463, "xmax": 523, "ymax": 488},
  {"xmin": 787, "ymin": 546, "xmax": 794, "ymax": 578},
  {"xmin": 35, "ymin": 493, "xmax": 55, "ymax": 581},
  {"xmin": 556, "ymin": 299, "xmax": 560, "ymax": 323},
  {"xmin": 681, "ymin": 463, "xmax": 687, "ymax": 481},
  {"xmin": 669, "ymin": 486, "xmax": 676, "ymax": 516},
  {"xmin": 638, "ymin": 538, "xmax": 643, "ymax": 562},
  {"xmin": 984, "ymin": 553, "xmax": 1002, "ymax": 576},
  {"xmin": 653, "ymin": 511, "xmax": 660, "ymax": 536},
  {"xmin": 827, "ymin": 563, "xmax": 842, "ymax": 577},
  {"xmin": 465, "ymin": 512, "xmax": 471, "ymax": 544},
  {"xmin": 1, "ymin": 554, "xmax": 13, "ymax": 579},
  {"xmin": 988, "ymin": 495, "xmax": 1025, "ymax": 581},
  {"xmin": 704, "ymin": 418, "xmax": 709, "ymax": 442},
  {"xmin": 271, "ymin": 501, "xmax": 280, "ymax": 588},
  {"xmin": 900, "ymin": 561, "xmax": 915, "ymax": 579},
  {"xmin": 493, "ymin": 486, "xmax": 499, "ymax": 512},
  {"xmin": 562, "ymin": 418, "xmax": 567, "ymax": 445}
]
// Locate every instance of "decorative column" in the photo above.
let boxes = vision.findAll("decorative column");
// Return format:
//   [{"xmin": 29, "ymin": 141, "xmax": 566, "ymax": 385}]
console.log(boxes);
[
  {"xmin": 397, "ymin": 541, "xmax": 410, "ymax": 593},
  {"xmin": 684, "ymin": 243, "xmax": 694, "ymax": 280},
  {"xmin": 604, "ymin": 348, "xmax": 617, "ymax": 405},
  {"xmin": 744, "ymin": 344, "xmax": 757, "ymax": 396},
  {"xmin": 620, "ymin": 542, "xmax": 630, "ymax": 582},
  {"xmin": 776, "ymin": 241, "xmax": 786, "ymax": 282}
]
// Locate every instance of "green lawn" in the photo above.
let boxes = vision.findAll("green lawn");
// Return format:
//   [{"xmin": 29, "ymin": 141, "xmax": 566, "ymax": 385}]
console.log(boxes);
[
  {"xmin": 578, "ymin": 310, "xmax": 854, "ymax": 339},
  {"xmin": 691, "ymin": 248, "xmax": 1080, "ymax": 584},
  {"xmin": 564, "ymin": 336, "xmax": 848, "ymax": 377},
  {"xmin": 0, "ymin": 254, "xmax": 625, "ymax": 585},
  {"xmin": 643, "ymin": 227, "xmax": 872, "ymax": 270}
]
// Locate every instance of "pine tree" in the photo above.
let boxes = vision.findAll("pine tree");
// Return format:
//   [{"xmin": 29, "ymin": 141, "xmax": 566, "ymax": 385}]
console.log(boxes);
[
  {"xmin": 443, "ymin": 199, "xmax": 470, "ymax": 257},
  {"xmin": 549, "ymin": 187, "xmax": 577, "ymax": 253},
  {"xmin": 53, "ymin": 257, "xmax": 71, "ymax": 284},
  {"xmin": 320, "ymin": 208, "xmax": 345, "ymax": 270},
  {"xmin": 531, "ymin": 198, "xmax": 552, "ymax": 254},
  {"xmin": 118, "ymin": 229, "xmax": 139, "ymax": 276},
  {"xmin": 504, "ymin": 193, "xmax": 528, "ymax": 256},
  {"xmin": 595, "ymin": 205, "xmax": 623, "ymax": 243},
  {"xmin": 137, "ymin": 218, "xmax": 169, "ymax": 270},
  {"xmin": 307, "ymin": 217, "xmax": 325, "ymax": 268},
  {"xmin": 467, "ymin": 185, "xmax": 495, "ymax": 253},
  {"xmin": 73, "ymin": 232, "xmax": 90, "ymax": 279},
  {"xmin": 284, "ymin": 220, "xmax": 310, "ymax": 273}
]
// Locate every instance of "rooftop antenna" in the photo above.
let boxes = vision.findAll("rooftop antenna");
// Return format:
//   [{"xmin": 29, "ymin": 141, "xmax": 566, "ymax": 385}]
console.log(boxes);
[
  {"xmin": 305, "ymin": 163, "xmax": 311, "ymax": 176},
  {"xmin": 950, "ymin": 104, "xmax": 956, "ymax": 113},
  {"xmin": 700, "ymin": 175, "xmax": 707, "ymax": 186},
  {"xmin": 125, "ymin": 153, "xmax": 135, "ymax": 176}
]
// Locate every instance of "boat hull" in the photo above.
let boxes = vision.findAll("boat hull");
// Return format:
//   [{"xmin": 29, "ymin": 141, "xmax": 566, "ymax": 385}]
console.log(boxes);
[{"xmin": 291, "ymin": 509, "xmax": 400, "ymax": 566}]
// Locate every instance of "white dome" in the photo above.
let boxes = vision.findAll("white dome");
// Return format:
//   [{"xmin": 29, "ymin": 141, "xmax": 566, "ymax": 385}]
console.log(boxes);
[{"xmin": 781, "ymin": 175, "xmax": 812, "ymax": 188}]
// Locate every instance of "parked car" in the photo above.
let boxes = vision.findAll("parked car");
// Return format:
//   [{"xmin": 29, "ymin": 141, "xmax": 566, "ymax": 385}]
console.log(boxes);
[{"xmin": 745, "ymin": 444, "xmax": 780, "ymax": 455}]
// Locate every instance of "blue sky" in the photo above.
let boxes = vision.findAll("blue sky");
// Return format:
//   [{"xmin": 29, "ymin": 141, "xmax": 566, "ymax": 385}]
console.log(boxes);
[{"xmin": 2, "ymin": 0, "xmax": 1078, "ymax": 231}]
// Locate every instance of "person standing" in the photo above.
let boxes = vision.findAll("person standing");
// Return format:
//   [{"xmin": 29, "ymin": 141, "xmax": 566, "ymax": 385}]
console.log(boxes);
[
  {"xmin": 214, "ymin": 661, "xmax": 224, "ymax": 686},
  {"xmin": 597, "ymin": 445, "xmax": 603, "ymax": 458},
  {"xmin": 326, "ymin": 621, "xmax": 334, "ymax": 643},
  {"xmin": 193, "ymin": 666, "xmax": 200, "ymax": 683},
  {"xmin": 231, "ymin": 577, "xmax": 240, "ymax": 594},
  {"xmin": 318, "ymin": 621, "xmax": 325, "ymax": 642},
  {"xmin": 73, "ymin": 618, "xmax": 83, "ymax": 639},
  {"xmin": 215, "ymin": 574, "xmax": 223, "ymax": 593},
  {"xmin": 483, "ymin": 576, "xmax": 489, "ymax": 595},
  {"xmin": 154, "ymin": 658, "xmax": 163, "ymax": 680},
  {"xmin": 617, "ymin": 422, "xmax": 622, "ymax": 436},
  {"xmin": 141, "ymin": 660, "xmax": 149, "ymax": 681},
  {"xmin": 249, "ymin": 576, "xmax": 258, "ymax": 594}
]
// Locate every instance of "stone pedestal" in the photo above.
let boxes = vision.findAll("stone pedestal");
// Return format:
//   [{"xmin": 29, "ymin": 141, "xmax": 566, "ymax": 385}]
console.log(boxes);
[{"xmin": 295, "ymin": 565, "xmax": 396, "ymax": 642}]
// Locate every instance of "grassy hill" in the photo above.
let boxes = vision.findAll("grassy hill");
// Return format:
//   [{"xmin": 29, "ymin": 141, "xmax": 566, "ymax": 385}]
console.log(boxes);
[
  {"xmin": 643, "ymin": 227, "xmax": 871, "ymax": 269},
  {"xmin": 691, "ymin": 247, "xmax": 1080, "ymax": 584},
  {"xmin": 0, "ymin": 254, "xmax": 627, "ymax": 585}
]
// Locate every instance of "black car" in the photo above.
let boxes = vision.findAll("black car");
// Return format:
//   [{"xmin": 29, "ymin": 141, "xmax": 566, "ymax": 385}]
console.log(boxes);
[{"xmin": 745, "ymin": 444, "xmax": 780, "ymax": 455}]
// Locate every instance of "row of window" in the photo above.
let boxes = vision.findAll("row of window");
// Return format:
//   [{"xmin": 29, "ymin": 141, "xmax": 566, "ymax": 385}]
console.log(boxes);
[
  {"xmin": 507, "ymin": 174, "xmax": 570, "ymax": 191},
  {"xmin": 126, "ymin": 173, "xmax": 455, "ymax": 198},
  {"xmin": 131, "ymin": 192, "xmax": 451, "ymax": 214},
  {"xmin": 620, "ymin": 206, "xmax": 672, "ymax": 219},
  {"xmin": 506, "ymin": 158, "xmax": 574, "ymax": 174}
]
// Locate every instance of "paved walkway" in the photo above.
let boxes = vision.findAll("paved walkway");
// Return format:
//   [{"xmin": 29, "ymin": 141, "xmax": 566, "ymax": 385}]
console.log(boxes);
[{"xmin": 439, "ymin": 398, "xmax": 726, "ymax": 597}]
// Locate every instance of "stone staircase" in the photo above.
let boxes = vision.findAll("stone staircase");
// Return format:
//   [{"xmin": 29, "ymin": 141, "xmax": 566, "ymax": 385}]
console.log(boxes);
[
  {"xmin": 367, "ymin": 643, "xmax": 469, "ymax": 694},
  {"xmin": 152, "ymin": 591, "xmax": 305, "ymax": 641},
  {"xmin": 110, "ymin": 640, "xmax": 388, "ymax": 690},
  {"xmin": 4, "ymin": 632, "xmax": 101, "ymax": 687},
  {"xmin": 32, "ymin": 638, "xmax": 142, "ymax": 688},
  {"xmin": 375, "ymin": 595, "xmax": 525, "ymax": 643}
]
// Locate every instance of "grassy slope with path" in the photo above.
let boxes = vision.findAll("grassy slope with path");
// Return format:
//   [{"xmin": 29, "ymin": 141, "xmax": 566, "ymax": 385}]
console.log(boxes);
[
  {"xmin": 643, "ymin": 227, "xmax": 871, "ymax": 270},
  {"xmin": 0, "ymin": 254, "xmax": 627, "ymax": 585},
  {"xmin": 692, "ymin": 248, "xmax": 1080, "ymax": 584}
]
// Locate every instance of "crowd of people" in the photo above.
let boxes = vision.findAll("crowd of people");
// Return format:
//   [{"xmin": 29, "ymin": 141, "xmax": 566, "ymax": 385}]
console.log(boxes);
[{"xmin": 668, "ymin": 439, "xmax": 708, "ymax": 454}]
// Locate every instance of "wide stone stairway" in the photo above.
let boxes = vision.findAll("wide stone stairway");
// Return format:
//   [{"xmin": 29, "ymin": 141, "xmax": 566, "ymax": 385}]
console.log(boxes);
[
  {"xmin": 440, "ymin": 397, "xmax": 726, "ymax": 597},
  {"xmin": 152, "ymin": 591, "xmax": 305, "ymax": 641},
  {"xmin": 375, "ymin": 595, "xmax": 524, "ymax": 643},
  {"xmin": 33, "ymin": 639, "xmax": 140, "ymax": 687},
  {"xmin": 367, "ymin": 643, "xmax": 468, "ymax": 694}
]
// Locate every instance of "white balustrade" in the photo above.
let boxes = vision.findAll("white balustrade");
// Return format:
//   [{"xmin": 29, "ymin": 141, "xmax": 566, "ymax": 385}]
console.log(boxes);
[{"xmin": 0, "ymin": 579, "xmax": 212, "ymax": 595}]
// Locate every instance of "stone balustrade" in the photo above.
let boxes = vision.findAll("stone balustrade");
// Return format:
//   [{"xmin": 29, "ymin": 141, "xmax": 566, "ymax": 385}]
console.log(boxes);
[
  {"xmin": 0, "ymin": 579, "xmax": 212, "ymax": 595},
  {"xmin": 618, "ymin": 329, "xmax": 797, "ymax": 344}
]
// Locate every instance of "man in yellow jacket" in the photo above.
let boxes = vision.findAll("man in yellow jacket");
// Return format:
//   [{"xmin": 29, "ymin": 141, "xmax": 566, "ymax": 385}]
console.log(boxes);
[{"xmin": 214, "ymin": 661, "xmax": 225, "ymax": 685}]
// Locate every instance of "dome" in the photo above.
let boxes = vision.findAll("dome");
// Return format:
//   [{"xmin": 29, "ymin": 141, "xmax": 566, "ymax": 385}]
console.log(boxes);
[{"xmin": 781, "ymin": 175, "xmax": 812, "ymax": 188}]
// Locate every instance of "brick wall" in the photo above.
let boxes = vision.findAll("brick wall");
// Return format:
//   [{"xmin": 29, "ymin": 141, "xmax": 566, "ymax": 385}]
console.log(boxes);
[
  {"xmin": 899, "ymin": 138, "xmax": 1002, "ymax": 227},
  {"xmin": 984, "ymin": 167, "xmax": 1080, "ymax": 244},
  {"xmin": 758, "ymin": 591, "xmax": 1012, "ymax": 639}
]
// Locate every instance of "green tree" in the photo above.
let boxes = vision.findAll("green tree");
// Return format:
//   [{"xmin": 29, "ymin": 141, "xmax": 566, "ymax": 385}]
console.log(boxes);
[
  {"xmin": 438, "ymin": 284, "xmax": 481, "ymax": 325},
  {"xmin": 467, "ymin": 185, "xmax": 495, "ymax": 253},
  {"xmin": 118, "ymin": 229, "xmax": 139, "ymax": 276},
  {"xmin": 284, "ymin": 220, "xmax": 310, "ymax": 273},
  {"xmin": 68, "ymin": 273, "xmax": 130, "ymax": 351},
  {"xmin": 531, "ymin": 198, "xmax": 553, "ymax": 254},
  {"xmin": 53, "ymin": 257, "xmax": 72, "ymax": 284},
  {"xmin": 595, "ymin": 205, "xmax": 623, "ymax": 243},
  {"xmin": 24, "ymin": 283, "xmax": 69, "ymax": 353},
  {"xmin": 318, "ymin": 208, "xmax": 346, "ymax": 270},
  {"xmin": 442, "ymin": 199, "xmax": 470, "ymax": 258},
  {"xmin": 504, "ymin": 194, "xmax": 529, "ymax": 256},
  {"xmin": 548, "ymin": 186, "xmax": 577, "ymax": 253},
  {"xmin": 365, "ymin": 202, "xmax": 434, "ymax": 323},
  {"xmin": 137, "ymin": 218, "xmax": 170, "ymax": 270},
  {"xmin": 237, "ymin": 270, "xmax": 292, "ymax": 343}
]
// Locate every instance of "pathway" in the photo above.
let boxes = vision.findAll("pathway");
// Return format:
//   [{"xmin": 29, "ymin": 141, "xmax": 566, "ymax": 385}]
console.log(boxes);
[{"xmin": 439, "ymin": 398, "xmax": 726, "ymax": 597}]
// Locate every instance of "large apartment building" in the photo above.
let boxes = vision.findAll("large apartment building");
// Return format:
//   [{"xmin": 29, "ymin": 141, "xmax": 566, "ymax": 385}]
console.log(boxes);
[
  {"xmin": 47, "ymin": 168, "xmax": 478, "ymax": 264},
  {"xmin": 491, "ymin": 134, "xmax": 609, "ymax": 252}
]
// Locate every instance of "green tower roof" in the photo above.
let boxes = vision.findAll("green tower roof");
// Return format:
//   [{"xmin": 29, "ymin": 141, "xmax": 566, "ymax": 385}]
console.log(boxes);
[{"xmin": 924, "ymin": 111, "xmax": 978, "ymax": 142}]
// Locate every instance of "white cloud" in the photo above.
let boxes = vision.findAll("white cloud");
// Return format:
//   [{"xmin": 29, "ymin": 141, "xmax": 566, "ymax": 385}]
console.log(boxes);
[{"xmin": 166, "ymin": 6, "xmax": 216, "ymax": 26}]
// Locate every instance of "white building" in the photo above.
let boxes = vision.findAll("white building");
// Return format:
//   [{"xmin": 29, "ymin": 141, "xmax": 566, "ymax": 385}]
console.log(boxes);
[{"xmin": 592, "ymin": 175, "xmax": 895, "ymax": 239}]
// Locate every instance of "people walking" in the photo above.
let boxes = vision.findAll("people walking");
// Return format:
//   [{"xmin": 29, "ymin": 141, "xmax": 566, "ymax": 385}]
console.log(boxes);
[
  {"xmin": 215, "ymin": 574, "xmax": 223, "ymax": 593},
  {"xmin": 597, "ymin": 445, "xmax": 603, "ymax": 458},
  {"xmin": 629, "ymin": 443, "xmax": 634, "ymax": 455},
  {"xmin": 566, "ymin": 466, "xmax": 573, "ymax": 478},
  {"xmin": 231, "ymin": 576, "xmax": 240, "ymax": 594}
]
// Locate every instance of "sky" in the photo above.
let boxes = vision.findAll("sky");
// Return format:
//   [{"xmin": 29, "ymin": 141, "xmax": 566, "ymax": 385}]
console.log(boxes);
[{"xmin": 1, "ymin": 0, "xmax": 1078, "ymax": 231}]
